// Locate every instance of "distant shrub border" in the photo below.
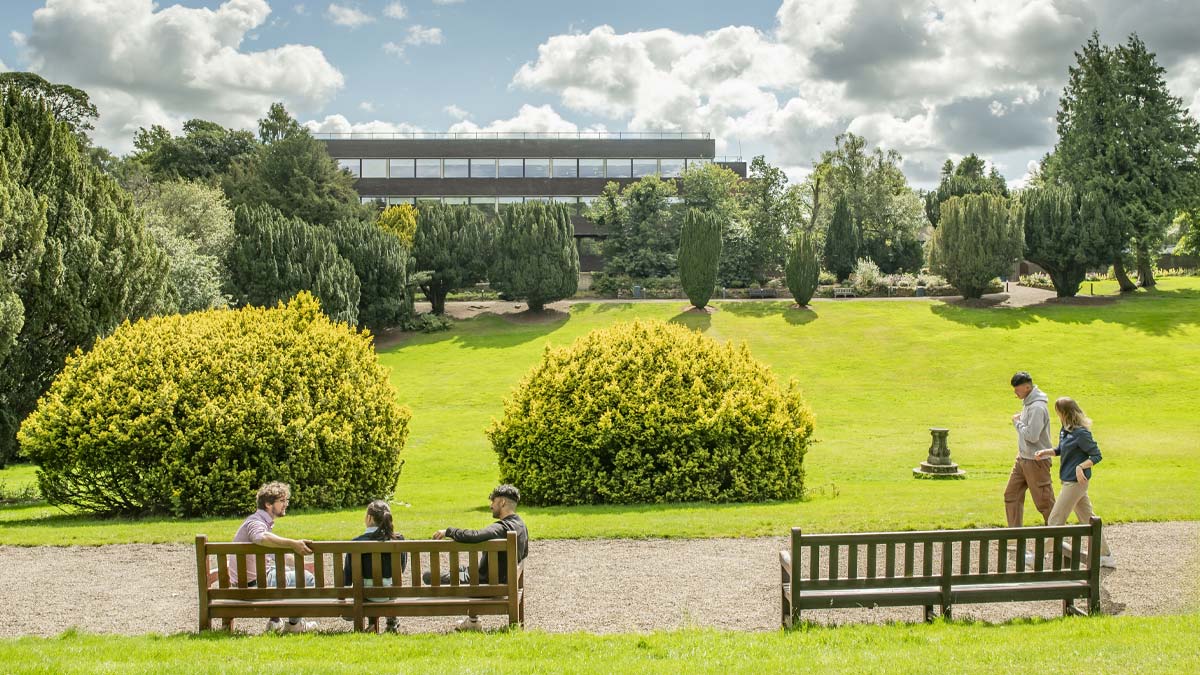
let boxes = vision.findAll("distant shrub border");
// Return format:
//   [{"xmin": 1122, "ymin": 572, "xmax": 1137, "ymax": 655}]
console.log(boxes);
[
  {"xmin": 488, "ymin": 320, "xmax": 815, "ymax": 506},
  {"xmin": 19, "ymin": 292, "xmax": 411, "ymax": 517}
]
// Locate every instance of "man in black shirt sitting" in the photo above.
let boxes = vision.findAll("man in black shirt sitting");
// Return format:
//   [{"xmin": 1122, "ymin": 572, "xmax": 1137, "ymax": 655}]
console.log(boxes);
[{"xmin": 427, "ymin": 484, "xmax": 529, "ymax": 631}]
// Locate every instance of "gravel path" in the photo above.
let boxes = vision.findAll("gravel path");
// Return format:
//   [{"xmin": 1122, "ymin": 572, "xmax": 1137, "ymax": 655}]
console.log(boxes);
[{"xmin": 1, "ymin": 521, "xmax": 1196, "ymax": 637}]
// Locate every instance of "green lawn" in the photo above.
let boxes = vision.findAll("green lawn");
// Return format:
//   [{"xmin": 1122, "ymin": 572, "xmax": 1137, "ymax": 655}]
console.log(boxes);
[
  {"xmin": 2, "ymin": 616, "xmax": 1198, "ymax": 674},
  {"xmin": 2, "ymin": 279, "xmax": 1198, "ymax": 545}
]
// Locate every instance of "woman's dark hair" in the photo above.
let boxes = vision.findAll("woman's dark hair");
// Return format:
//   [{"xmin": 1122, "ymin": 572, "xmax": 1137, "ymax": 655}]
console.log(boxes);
[
  {"xmin": 1010, "ymin": 371, "xmax": 1033, "ymax": 387},
  {"xmin": 366, "ymin": 500, "xmax": 395, "ymax": 540}
]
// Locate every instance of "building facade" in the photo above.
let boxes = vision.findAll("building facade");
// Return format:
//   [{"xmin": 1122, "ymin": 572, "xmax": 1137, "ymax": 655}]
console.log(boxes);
[{"xmin": 318, "ymin": 132, "xmax": 746, "ymax": 271}]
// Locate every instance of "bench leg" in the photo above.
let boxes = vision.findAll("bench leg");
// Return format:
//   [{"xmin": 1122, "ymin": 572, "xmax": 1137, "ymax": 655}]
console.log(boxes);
[
  {"xmin": 941, "ymin": 604, "xmax": 951, "ymax": 620},
  {"xmin": 518, "ymin": 594, "xmax": 526, "ymax": 627},
  {"xmin": 222, "ymin": 618, "xmax": 234, "ymax": 632},
  {"xmin": 923, "ymin": 605, "xmax": 935, "ymax": 623}
]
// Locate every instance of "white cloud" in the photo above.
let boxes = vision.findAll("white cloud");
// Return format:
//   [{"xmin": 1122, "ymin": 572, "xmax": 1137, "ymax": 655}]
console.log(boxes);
[
  {"xmin": 383, "ymin": 2, "xmax": 406, "ymax": 20},
  {"xmin": 359, "ymin": 101, "xmax": 376, "ymax": 113},
  {"xmin": 432, "ymin": 0, "xmax": 464, "ymax": 4},
  {"xmin": 10, "ymin": 30, "xmax": 27, "ymax": 47},
  {"xmin": 326, "ymin": 3, "xmax": 373, "ymax": 28},
  {"xmin": 303, "ymin": 113, "xmax": 422, "ymax": 136},
  {"xmin": 443, "ymin": 104, "xmax": 470, "ymax": 120},
  {"xmin": 382, "ymin": 41, "xmax": 405, "ymax": 57},
  {"xmin": 23, "ymin": 0, "xmax": 343, "ymax": 152},
  {"xmin": 0, "ymin": 59, "xmax": 7, "ymax": 72},
  {"xmin": 405, "ymin": 25, "xmax": 443, "ymax": 45},
  {"xmin": 512, "ymin": 0, "xmax": 1200, "ymax": 186},
  {"xmin": 448, "ymin": 103, "xmax": 582, "ymax": 133},
  {"xmin": 294, "ymin": 3, "xmax": 307, "ymax": 15}
]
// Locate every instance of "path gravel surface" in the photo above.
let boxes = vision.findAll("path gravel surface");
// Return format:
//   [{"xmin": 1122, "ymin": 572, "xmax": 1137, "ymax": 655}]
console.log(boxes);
[{"xmin": 1, "ymin": 522, "xmax": 1196, "ymax": 637}]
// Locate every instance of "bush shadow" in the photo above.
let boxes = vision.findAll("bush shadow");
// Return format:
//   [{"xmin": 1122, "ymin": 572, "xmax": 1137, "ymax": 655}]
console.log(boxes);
[
  {"xmin": 929, "ymin": 288, "xmax": 1200, "ymax": 337},
  {"xmin": 668, "ymin": 307, "xmax": 713, "ymax": 332},
  {"xmin": 389, "ymin": 312, "xmax": 571, "ymax": 351},
  {"xmin": 714, "ymin": 300, "xmax": 793, "ymax": 318}
]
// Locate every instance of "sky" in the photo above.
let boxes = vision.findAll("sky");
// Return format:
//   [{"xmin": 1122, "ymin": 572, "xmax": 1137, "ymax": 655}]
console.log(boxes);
[{"xmin": 3, "ymin": 0, "xmax": 1200, "ymax": 188}]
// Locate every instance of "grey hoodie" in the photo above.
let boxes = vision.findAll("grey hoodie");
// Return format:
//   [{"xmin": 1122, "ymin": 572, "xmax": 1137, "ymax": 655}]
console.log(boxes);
[{"xmin": 1013, "ymin": 385, "xmax": 1052, "ymax": 459}]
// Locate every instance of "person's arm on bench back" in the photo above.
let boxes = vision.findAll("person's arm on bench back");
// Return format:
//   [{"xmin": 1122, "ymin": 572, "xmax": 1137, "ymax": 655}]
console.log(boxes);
[
  {"xmin": 257, "ymin": 531, "xmax": 313, "ymax": 555},
  {"xmin": 439, "ymin": 522, "xmax": 507, "ymax": 543}
]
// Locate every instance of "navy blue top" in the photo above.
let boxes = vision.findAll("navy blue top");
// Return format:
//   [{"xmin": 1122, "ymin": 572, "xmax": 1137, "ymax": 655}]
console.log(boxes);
[
  {"xmin": 1052, "ymin": 426, "xmax": 1103, "ymax": 482},
  {"xmin": 343, "ymin": 529, "xmax": 407, "ymax": 586}
]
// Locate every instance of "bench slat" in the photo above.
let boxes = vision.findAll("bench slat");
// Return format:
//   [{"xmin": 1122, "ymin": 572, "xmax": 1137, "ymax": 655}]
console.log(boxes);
[
  {"xmin": 798, "ymin": 523, "xmax": 1092, "ymax": 546},
  {"xmin": 1052, "ymin": 537, "xmax": 1063, "ymax": 572},
  {"xmin": 1070, "ymin": 535, "xmax": 1082, "ymax": 571},
  {"xmin": 1034, "ymin": 536, "xmax": 1045, "ymax": 571},
  {"xmin": 216, "ymin": 553, "xmax": 229, "ymax": 588},
  {"xmin": 802, "ymin": 569, "xmax": 1089, "ymax": 591},
  {"xmin": 922, "ymin": 542, "xmax": 932, "ymax": 578},
  {"xmin": 829, "ymin": 544, "xmax": 839, "ymax": 581},
  {"xmin": 430, "ymin": 550, "xmax": 442, "ymax": 587},
  {"xmin": 866, "ymin": 543, "xmax": 877, "ymax": 579},
  {"xmin": 903, "ymin": 542, "xmax": 914, "ymax": 577},
  {"xmin": 449, "ymin": 550, "xmax": 460, "ymax": 587},
  {"xmin": 809, "ymin": 545, "xmax": 820, "ymax": 581},
  {"xmin": 314, "ymin": 552, "xmax": 325, "ymax": 588},
  {"xmin": 1016, "ymin": 536, "xmax": 1027, "ymax": 572},
  {"xmin": 371, "ymin": 553, "xmax": 383, "ymax": 588},
  {"xmin": 885, "ymin": 543, "xmax": 896, "ymax": 578},
  {"xmin": 847, "ymin": 544, "xmax": 858, "ymax": 580},
  {"xmin": 411, "ymin": 549, "xmax": 423, "ymax": 588},
  {"xmin": 469, "ymin": 551, "xmax": 480, "ymax": 586}
]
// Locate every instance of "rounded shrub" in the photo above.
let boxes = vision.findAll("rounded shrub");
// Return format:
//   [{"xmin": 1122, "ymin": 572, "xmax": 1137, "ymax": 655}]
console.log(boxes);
[
  {"xmin": 487, "ymin": 320, "xmax": 814, "ymax": 505},
  {"xmin": 19, "ymin": 292, "xmax": 410, "ymax": 517}
]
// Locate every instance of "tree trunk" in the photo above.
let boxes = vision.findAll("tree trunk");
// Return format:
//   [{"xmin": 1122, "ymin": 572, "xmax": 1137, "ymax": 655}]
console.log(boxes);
[
  {"xmin": 1112, "ymin": 256, "xmax": 1138, "ymax": 293},
  {"xmin": 1135, "ymin": 245, "xmax": 1157, "ymax": 288}
]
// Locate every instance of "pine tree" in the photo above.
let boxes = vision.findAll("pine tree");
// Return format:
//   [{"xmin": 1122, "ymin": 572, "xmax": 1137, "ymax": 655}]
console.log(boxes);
[
  {"xmin": 785, "ymin": 230, "xmax": 821, "ymax": 307},
  {"xmin": 226, "ymin": 204, "xmax": 360, "ymax": 325},
  {"xmin": 678, "ymin": 208, "xmax": 722, "ymax": 309},
  {"xmin": 412, "ymin": 204, "xmax": 492, "ymax": 315},
  {"xmin": 928, "ymin": 194, "xmax": 1023, "ymax": 299},
  {"xmin": 0, "ymin": 88, "xmax": 169, "ymax": 466},
  {"xmin": 1015, "ymin": 185, "xmax": 1112, "ymax": 297},
  {"xmin": 823, "ymin": 196, "xmax": 857, "ymax": 281},
  {"xmin": 491, "ymin": 203, "xmax": 579, "ymax": 312}
]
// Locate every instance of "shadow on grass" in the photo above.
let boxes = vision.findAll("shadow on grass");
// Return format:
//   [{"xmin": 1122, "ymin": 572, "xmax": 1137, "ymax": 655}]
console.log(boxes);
[
  {"xmin": 383, "ymin": 313, "xmax": 571, "ymax": 351},
  {"xmin": 572, "ymin": 301, "xmax": 637, "ymax": 314},
  {"xmin": 929, "ymin": 288, "xmax": 1200, "ymax": 337},
  {"xmin": 715, "ymin": 300, "xmax": 794, "ymax": 318},
  {"xmin": 668, "ymin": 308, "xmax": 712, "ymax": 332}
]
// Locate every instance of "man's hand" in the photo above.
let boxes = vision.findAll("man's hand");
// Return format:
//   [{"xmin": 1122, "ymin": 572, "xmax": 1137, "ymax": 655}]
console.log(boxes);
[
  {"xmin": 1034, "ymin": 449, "xmax": 1054, "ymax": 460},
  {"xmin": 1012, "ymin": 413, "xmax": 1022, "ymax": 424},
  {"xmin": 432, "ymin": 530, "xmax": 447, "ymax": 540},
  {"xmin": 291, "ymin": 539, "xmax": 313, "ymax": 555}
]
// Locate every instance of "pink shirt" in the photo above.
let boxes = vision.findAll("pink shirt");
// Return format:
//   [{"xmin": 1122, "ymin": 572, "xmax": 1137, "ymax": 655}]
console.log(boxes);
[{"xmin": 230, "ymin": 508, "xmax": 275, "ymax": 583}]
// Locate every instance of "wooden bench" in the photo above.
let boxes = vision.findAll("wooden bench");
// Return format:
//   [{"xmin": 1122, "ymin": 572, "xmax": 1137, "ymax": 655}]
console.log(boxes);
[
  {"xmin": 748, "ymin": 288, "xmax": 778, "ymax": 299},
  {"xmin": 195, "ymin": 532, "xmax": 525, "ymax": 632},
  {"xmin": 832, "ymin": 287, "xmax": 855, "ymax": 298},
  {"xmin": 779, "ymin": 517, "xmax": 1102, "ymax": 626}
]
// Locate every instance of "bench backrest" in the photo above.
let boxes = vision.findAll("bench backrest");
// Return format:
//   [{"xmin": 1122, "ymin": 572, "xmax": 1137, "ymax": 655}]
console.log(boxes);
[
  {"xmin": 791, "ymin": 517, "xmax": 1101, "ymax": 591},
  {"xmin": 195, "ymin": 532, "xmax": 522, "ymax": 603}
]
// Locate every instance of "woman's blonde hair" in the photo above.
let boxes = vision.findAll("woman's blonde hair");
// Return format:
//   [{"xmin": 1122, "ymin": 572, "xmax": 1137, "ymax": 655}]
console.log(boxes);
[{"xmin": 1054, "ymin": 397, "xmax": 1092, "ymax": 430}]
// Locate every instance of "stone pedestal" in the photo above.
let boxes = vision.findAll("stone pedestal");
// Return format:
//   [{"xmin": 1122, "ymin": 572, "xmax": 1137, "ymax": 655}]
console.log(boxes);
[{"xmin": 914, "ymin": 427, "xmax": 966, "ymax": 479}]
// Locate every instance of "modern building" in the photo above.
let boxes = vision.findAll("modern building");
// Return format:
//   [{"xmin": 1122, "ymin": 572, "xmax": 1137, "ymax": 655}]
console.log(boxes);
[{"xmin": 318, "ymin": 132, "xmax": 746, "ymax": 271}]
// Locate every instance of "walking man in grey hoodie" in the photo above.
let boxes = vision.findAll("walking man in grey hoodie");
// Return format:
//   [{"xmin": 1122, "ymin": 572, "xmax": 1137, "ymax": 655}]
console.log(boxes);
[{"xmin": 1004, "ymin": 371, "xmax": 1056, "ymax": 526}]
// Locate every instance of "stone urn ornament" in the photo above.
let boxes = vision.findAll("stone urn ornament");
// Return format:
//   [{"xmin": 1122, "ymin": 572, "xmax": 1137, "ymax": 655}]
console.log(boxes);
[{"xmin": 913, "ymin": 427, "xmax": 966, "ymax": 479}]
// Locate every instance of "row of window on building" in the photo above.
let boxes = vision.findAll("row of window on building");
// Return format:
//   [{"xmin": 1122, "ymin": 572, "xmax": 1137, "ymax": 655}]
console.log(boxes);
[{"xmin": 338, "ymin": 157, "xmax": 711, "ymax": 180}]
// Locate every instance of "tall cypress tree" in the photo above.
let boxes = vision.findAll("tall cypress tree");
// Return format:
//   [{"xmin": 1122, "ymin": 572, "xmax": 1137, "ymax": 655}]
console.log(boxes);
[
  {"xmin": 678, "ymin": 208, "xmax": 722, "ymax": 309},
  {"xmin": 412, "ymin": 204, "xmax": 492, "ymax": 315},
  {"xmin": 823, "ymin": 196, "xmax": 857, "ymax": 281},
  {"xmin": 1016, "ymin": 185, "xmax": 1112, "ymax": 297},
  {"xmin": 226, "ymin": 204, "xmax": 360, "ymax": 325},
  {"xmin": 0, "ymin": 89, "xmax": 169, "ymax": 466},
  {"xmin": 785, "ymin": 230, "xmax": 821, "ymax": 307},
  {"xmin": 490, "ymin": 203, "xmax": 579, "ymax": 312}
]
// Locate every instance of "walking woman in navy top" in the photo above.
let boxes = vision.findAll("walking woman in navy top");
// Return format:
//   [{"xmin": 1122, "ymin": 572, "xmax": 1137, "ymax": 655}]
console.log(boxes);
[{"xmin": 1035, "ymin": 397, "xmax": 1115, "ymax": 568}]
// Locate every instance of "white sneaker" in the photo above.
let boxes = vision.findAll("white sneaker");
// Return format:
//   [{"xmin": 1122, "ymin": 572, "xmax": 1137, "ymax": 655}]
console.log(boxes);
[
  {"xmin": 455, "ymin": 617, "xmax": 483, "ymax": 632},
  {"xmin": 282, "ymin": 619, "xmax": 317, "ymax": 634},
  {"xmin": 1099, "ymin": 555, "xmax": 1117, "ymax": 569},
  {"xmin": 264, "ymin": 619, "xmax": 283, "ymax": 633}
]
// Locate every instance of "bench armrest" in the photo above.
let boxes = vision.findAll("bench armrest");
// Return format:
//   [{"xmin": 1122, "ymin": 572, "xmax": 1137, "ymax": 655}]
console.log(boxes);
[{"xmin": 779, "ymin": 551, "xmax": 792, "ymax": 574}]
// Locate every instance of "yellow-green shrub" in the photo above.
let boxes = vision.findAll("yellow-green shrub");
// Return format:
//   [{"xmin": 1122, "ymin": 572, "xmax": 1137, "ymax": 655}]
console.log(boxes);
[
  {"xmin": 18, "ymin": 292, "xmax": 410, "ymax": 517},
  {"xmin": 487, "ymin": 320, "xmax": 814, "ymax": 505}
]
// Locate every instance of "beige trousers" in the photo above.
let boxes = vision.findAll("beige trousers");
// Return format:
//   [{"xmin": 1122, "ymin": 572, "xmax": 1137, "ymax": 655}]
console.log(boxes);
[{"xmin": 1047, "ymin": 480, "xmax": 1111, "ymax": 557}]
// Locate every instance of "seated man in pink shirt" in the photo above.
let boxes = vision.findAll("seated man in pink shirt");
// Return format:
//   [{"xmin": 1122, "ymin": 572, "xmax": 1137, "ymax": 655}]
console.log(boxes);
[{"xmin": 232, "ymin": 481, "xmax": 316, "ymax": 633}]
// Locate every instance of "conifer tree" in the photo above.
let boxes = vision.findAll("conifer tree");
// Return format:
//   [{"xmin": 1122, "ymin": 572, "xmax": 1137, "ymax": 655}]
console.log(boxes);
[
  {"xmin": 678, "ymin": 208, "xmax": 723, "ymax": 309},
  {"xmin": 785, "ymin": 230, "xmax": 821, "ymax": 307},
  {"xmin": 490, "ymin": 203, "xmax": 578, "ymax": 312},
  {"xmin": 0, "ymin": 89, "xmax": 168, "ymax": 466},
  {"xmin": 412, "ymin": 204, "xmax": 492, "ymax": 315},
  {"xmin": 928, "ymin": 194, "xmax": 1023, "ymax": 299},
  {"xmin": 823, "ymin": 196, "xmax": 857, "ymax": 281},
  {"xmin": 328, "ymin": 218, "xmax": 416, "ymax": 330},
  {"xmin": 1015, "ymin": 185, "xmax": 1111, "ymax": 297},
  {"xmin": 226, "ymin": 204, "xmax": 360, "ymax": 325}
]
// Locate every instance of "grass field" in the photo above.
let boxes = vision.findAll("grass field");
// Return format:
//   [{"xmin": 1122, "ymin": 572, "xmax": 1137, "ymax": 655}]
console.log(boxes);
[
  {"xmin": 1, "ymin": 279, "xmax": 1198, "ymax": 546},
  {"xmin": 1, "ymin": 615, "xmax": 1198, "ymax": 674}
]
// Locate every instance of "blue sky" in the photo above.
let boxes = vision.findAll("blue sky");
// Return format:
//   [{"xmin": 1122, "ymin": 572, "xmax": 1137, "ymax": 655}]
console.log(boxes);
[{"xmin": 3, "ymin": 1, "xmax": 1199, "ymax": 187}]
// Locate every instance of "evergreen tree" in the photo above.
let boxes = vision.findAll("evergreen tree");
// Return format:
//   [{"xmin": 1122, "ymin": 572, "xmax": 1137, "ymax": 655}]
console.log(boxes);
[
  {"xmin": 491, "ymin": 203, "xmax": 579, "ymax": 312},
  {"xmin": 744, "ymin": 155, "xmax": 792, "ymax": 282},
  {"xmin": 226, "ymin": 204, "xmax": 360, "ymax": 325},
  {"xmin": 132, "ymin": 119, "xmax": 258, "ymax": 182},
  {"xmin": 258, "ymin": 102, "xmax": 304, "ymax": 144},
  {"xmin": 412, "ymin": 204, "xmax": 491, "ymax": 315},
  {"xmin": 928, "ymin": 194, "xmax": 1023, "ymax": 299},
  {"xmin": 925, "ymin": 153, "xmax": 1009, "ymax": 227},
  {"xmin": 785, "ymin": 230, "xmax": 821, "ymax": 307},
  {"xmin": 678, "ymin": 208, "xmax": 722, "ymax": 309},
  {"xmin": 823, "ymin": 196, "xmax": 858, "ymax": 281},
  {"xmin": 328, "ymin": 218, "xmax": 416, "ymax": 330},
  {"xmin": 1016, "ymin": 185, "xmax": 1112, "ymax": 297},
  {"xmin": 0, "ymin": 89, "xmax": 169, "ymax": 466},
  {"xmin": 378, "ymin": 203, "xmax": 418, "ymax": 248}
]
